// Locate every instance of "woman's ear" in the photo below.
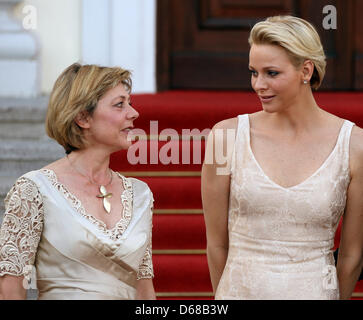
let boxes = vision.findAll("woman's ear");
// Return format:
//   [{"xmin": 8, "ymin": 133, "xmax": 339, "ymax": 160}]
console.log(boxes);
[
  {"xmin": 75, "ymin": 111, "xmax": 91, "ymax": 129},
  {"xmin": 301, "ymin": 59, "xmax": 314, "ymax": 83}
]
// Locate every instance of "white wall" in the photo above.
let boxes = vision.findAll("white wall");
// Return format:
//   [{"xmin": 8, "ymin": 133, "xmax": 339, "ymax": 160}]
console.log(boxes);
[
  {"xmin": 82, "ymin": 0, "xmax": 156, "ymax": 93},
  {"xmin": 15, "ymin": 0, "xmax": 82, "ymax": 95},
  {"xmin": 14, "ymin": 0, "xmax": 156, "ymax": 95}
]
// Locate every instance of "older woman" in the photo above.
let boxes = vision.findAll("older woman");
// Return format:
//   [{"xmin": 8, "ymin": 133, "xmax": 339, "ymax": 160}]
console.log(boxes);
[
  {"xmin": 202, "ymin": 16, "xmax": 363, "ymax": 299},
  {"xmin": 0, "ymin": 63, "xmax": 155, "ymax": 300}
]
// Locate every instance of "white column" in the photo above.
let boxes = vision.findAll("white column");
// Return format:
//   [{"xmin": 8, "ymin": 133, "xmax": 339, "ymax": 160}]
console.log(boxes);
[
  {"xmin": 81, "ymin": 0, "xmax": 156, "ymax": 93},
  {"xmin": 81, "ymin": 0, "xmax": 112, "ymax": 66},
  {"xmin": 0, "ymin": 0, "xmax": 39, "ymax": 97}
]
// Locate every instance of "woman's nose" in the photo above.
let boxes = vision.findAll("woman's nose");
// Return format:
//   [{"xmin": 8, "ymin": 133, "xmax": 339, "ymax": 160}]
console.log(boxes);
[
  {"xmin": 253, "ymin": 75, "xmax": 268, "ymax": 91},
  {"xmin": 128, "ymin": 104, "xmax": 139, "ymax": 120}
]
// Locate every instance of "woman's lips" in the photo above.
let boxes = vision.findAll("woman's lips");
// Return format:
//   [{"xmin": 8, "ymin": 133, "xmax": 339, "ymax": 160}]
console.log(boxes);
[
  {"xmin": 120, "ymin": 127, "xmax": 134, "ymax": 135},
  {"xmin": 259, "ymin": 95, "xmax": 276, "ymax": 103}
]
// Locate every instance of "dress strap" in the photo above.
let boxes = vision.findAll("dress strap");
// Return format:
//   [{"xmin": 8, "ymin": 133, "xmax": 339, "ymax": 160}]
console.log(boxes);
[
  {"xmin": 336, "ymin": 120, "xmax": 355, "ymax": 171},
  {"xmin": 236, "ymin": 114, "xmax": 250, "ymax": 140},
  {"xmin": 230, "ymin": 114, "xmax": 249, "ymax": 175}
]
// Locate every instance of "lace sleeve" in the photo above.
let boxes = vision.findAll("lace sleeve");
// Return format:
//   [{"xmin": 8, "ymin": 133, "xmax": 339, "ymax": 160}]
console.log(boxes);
[
  {"xmin": 137, "ymin": 192, "xmax": 154, "ymax": 280},
  {"xmin": 0, "ymin": 177, "xmax": 44, "ymax": 279},
  {"xmin": 137, "ymin": 239, "xmax": 154, "ymax": 280}
]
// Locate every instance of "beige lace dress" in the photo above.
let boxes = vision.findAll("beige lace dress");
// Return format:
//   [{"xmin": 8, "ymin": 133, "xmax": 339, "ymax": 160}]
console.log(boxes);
[
  {"xmin": 0, "ymin": 169, "xmax": 154, "ymax": 299},
  {"xmin": 215, "ymin": 114, "xmax": 354, "ymax": 300}
]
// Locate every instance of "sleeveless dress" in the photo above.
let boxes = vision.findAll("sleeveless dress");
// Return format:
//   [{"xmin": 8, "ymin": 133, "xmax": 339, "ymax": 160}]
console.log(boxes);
[
  {"xmin": 215, "ymin": 114, "xmax": 354, "ymax": 300},
  {"xmin": 0, "ymin": 169, "xmax": 154, "ymax": 299}
]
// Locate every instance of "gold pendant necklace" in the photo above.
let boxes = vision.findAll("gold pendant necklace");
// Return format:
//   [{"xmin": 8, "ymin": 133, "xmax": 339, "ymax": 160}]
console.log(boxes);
[
  {"xmin": 96, "ymin": 185, "xmax": 113, "ymax": 214},
  {"xmin": 67, "ymin": 155, "xmax": 113, "ymax": 214}
]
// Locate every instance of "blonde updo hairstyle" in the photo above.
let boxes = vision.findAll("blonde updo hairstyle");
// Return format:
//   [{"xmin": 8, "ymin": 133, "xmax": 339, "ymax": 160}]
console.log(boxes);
[
  {"xmin": 45, "ymin": 63, "xmax": 132, "ymax": 154},
  {"xmin": 248, "ymin": 15, "xmax": 326, "ymax": 90}
]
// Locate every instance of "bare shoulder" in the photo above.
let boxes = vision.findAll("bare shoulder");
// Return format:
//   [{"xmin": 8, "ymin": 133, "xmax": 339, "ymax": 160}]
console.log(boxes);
[
  {"xmin": 350, "ymin": 125, "xmax": 363, "ymax": 175},
  {"xmin": 212, "ymin": 117, "xmax": 238, "ymax": 131},
  {"xmin": 204, "ymin": 117, "xmax": 238, "ymax": 169},
  {"xmin": 41, "ymin": 157, "xmax": 73, "ymax": 183},
  {"xmin": 42, "ymin": 157, "xmax": 67, "ymax": 172},
  {"xmin": 350, "ymin": 125, "xmax": 363, "ymax": 156}
]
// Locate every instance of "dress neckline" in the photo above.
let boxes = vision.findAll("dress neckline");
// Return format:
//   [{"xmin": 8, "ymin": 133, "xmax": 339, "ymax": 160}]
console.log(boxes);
[
  {"xmin": 245, "ymin": 114, "xmax": 347, "ymax": 191},
  {"xmin": 39, "ymin": 168, "xmax": 133, "ymax": 240}
]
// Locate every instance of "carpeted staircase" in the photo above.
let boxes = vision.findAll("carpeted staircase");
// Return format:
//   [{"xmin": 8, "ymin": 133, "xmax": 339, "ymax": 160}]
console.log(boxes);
[
  {"xmin": 110, "ymin": 90, "xmax": 363, "ymax": 300},
  {"xmin": 1, "ymin": 91, "xmax": 362, "ymax": 299}
]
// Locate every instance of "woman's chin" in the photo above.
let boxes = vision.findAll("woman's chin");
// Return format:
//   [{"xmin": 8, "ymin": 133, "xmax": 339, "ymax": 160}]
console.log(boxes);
[
  {"xmin": 117, "ymin": 142, "xmax": 132, "ymax": 151},
  {"xmin": 118, "ymin": 132, "xmax": 134, "ymax": 149},
  {"xmin": 261, "ymin": 105, "xmax": 278, "ymax": 113},
  {"xmin": 261, "ymin": 102, "xmax": 284, "ymax": 114},
  {"xmin": 107, "ymin": 141, "xmax": 132, "ymax": 154}
]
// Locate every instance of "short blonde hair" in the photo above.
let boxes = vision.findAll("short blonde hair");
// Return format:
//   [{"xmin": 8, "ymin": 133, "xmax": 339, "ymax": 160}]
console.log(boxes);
[
  {"xmin": 248, "ymin": 15, "xmax": 326, "ymax": 90},
  {"xmin": 45, "ymin": 63, "xmax": 132, "ymax": 154}
]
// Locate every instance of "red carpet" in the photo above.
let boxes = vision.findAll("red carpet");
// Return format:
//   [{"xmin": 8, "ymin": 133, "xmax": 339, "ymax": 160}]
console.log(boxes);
[
  {"xmin": 137, "ymin": 177, "xmax": 202, "ymax": 209},
  {"xmin": 128, "ymin": 91, "xmax": 363, "ymax": 132},
  {"xmin": 110, "ymin": 90, "xmax": 363, "ymax": 300},
  {"xmin": 110, "ymin": 141, "xmax": 206, "ymax": 172},
  {"xmin": 153, "ymin": 214, "xmax": 206, "ymax": 250}
]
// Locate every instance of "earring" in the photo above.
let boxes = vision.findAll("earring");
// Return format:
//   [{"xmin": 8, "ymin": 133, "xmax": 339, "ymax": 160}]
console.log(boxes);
[{"xmin": 303, "ymin": 80, "xmax": 308, "ymax": 84}]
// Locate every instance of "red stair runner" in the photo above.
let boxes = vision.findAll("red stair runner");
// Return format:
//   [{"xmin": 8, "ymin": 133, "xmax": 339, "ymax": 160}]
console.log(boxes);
[
  {"xmin": 153, "ymin": 214, "xmax": 206, "ymax": 250},
  {"xmin": 136, "ymin": 177, "xmax": 202, "ymax": 209},
  {"xmin": 110, "ymin": 91, "xmax": 363, "ymax": 300}
]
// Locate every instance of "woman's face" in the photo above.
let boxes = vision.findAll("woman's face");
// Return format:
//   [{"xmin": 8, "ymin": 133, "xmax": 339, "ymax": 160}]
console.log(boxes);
[
  {"xmin": 249, "ymin": 44, "xmax": 305, "ymax": 113},
  {"xmin": 85, "ymin": 83, "xmax": 139, "ymax": 152}
]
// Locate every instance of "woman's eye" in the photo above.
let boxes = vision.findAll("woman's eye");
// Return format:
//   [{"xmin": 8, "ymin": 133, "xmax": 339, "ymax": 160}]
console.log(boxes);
[
  {"xmin": 249, "ymin": 69, "xmax": 257, "ymax": 77},
  {"xmin": 115, "ymin": 101, "xmax": 124, "ymax": 107},
  {"xmin": 268, "ymin": 70, "xmax": 279, "ymax": 77}
]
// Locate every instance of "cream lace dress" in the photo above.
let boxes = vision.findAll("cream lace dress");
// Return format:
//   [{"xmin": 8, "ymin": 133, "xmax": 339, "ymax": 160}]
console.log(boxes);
[
  {"xmin": 0, "ymin": 169, "xmax": 154, "ymax": 300},
  {"xmin": 215, "ymin": 114, "xmax": 354, "ymax": 300}
]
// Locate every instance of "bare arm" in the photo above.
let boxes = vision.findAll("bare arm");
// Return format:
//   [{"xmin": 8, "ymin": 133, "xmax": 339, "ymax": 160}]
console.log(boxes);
[
  {"xmin": 0, "ymin": 275, "xmax": 27, "ymax": 300},
  {"xmin": 135, "ymin": 279, "xmax": 156, "ymax": 300},
  {"xmin": 337, "ymin": 127, "xmax": 363, "ymax": 299},
  {"xmin": 201, "ymin": 118, "xmax": 237, "ymax": 293}
]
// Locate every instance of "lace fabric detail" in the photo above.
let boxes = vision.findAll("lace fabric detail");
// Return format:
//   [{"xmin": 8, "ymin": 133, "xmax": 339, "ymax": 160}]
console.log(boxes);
[
  {"xmin": 137, "ymin": 242, "xmax": 154, "ymax": 279},
  {"xmin": 215, "ymin": 115, "xmax": 353, "ymax": 300},
  {"xmin": 40, "ymin": 169, "xmax": 154, "ymax": 278},
  {"xmin": 137, "ymin": 193, "xmax": 154, "ymax": 279},
  {"xmin": 0, "ymin": 177, "xmax": 44, "ymax": 277},
  {"xmin": 0, "ymin": 169, "xmax": 154, "ymax": 286},
  {"xmin": 40, "ymin": 169, "xmax": 133, "ymax": 241}
]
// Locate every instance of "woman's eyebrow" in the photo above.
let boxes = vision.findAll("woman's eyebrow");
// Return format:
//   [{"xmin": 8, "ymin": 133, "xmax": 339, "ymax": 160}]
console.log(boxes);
[
  {"xmin": 249, "ymin": 65, "xmax": 280, "ymax": 70},
  {"xmin": 111, "ymin": 95, "xmax": 129, "ymax": 103}
]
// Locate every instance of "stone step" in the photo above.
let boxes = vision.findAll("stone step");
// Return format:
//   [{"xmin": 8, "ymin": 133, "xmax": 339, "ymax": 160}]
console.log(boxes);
[
  {"xmin": 0, "ymin": 96, "xmax": 50, "ymax": 139},
  {"xmin": 0, "ymin": 96, "xmax": 48, "ymax": 123},
  {"xmin": 0, "ymin": 175, "xmax": 17, "ymax": 197},
  {"xmin": 0, "ymin": 175, "xmax": 18, "ymax": 220},
  {"xmin": 0, "ymin": 139, "xmax": 64, "ymax": 160},
  {"xmin": 0, "ymin": 139, "xmax": 64, "ymax": 177},
  {"xmin": 0, "ymin": 122, "xmax": 48, "ymax": 140}
]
